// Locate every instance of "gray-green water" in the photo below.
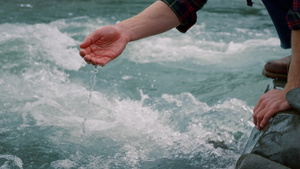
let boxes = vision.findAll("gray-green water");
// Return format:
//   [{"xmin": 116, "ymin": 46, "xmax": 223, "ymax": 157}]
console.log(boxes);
[{"xmin": 0, "ymin": 0, "xmax": 290, "ymax": 168}]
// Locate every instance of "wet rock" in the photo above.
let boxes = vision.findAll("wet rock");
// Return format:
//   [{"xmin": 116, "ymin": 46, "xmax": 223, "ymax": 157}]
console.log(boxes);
[
  {"xmin": 236, "ymin": 80, "xmax": 300, "ymax": 169},
  {"xmin": 207, "ymin": 139, "xmax": 229, "ymax": 150},
  {"xmin": 241, "ymin": 111, "xmax": 300, "ymax": 168},
  {"xmin": 286, "ymin": 87, "xmax": 300, "ymax": 112},
  {"xmin": 236, "ymin": 154, "xmax": 290, "ymax": 169}
]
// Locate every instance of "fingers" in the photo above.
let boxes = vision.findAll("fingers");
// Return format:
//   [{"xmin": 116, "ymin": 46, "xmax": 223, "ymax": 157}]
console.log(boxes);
[
  {"xmin": 91, "ymin": 57, "xmax": 112, "ymax": 67},
  {"xmin": 80, "ymin": 48, "xmax": 114, "ymax": 66},
  {"xmin": 253, "ymin": 107, "xmax": 264, "ymax": 130},
  {"xmin": 79, "ymin": 49, "xmax": 87, "ymax": 58},
  {"xmin": 79, "ymin": 43, "xmax": 93, "ymax": 57},
  {"xmin": 260, "ymin": 110, "xmax": 274, "ymax": 128},
  {"xmin": 254, "ymin": 106, "xmax": 277, "ymax": 130},
  {"xmin": 253, "ymin": 89, "xmax": 291, "ymax": 130},
  {"xmin": 253, "ymin": 96, "xmax": 267, "ymax": 127},
  {"xmin": 253, "ymin": 102, "xmax": 260, "ymax": 121},
  {"xmin": 253, "ymin": 107, "xmax": 270, "ymax": 130},
  {"xmin": 83, "ymin": 54, "xmax": 92, "ymax": 63},
  {"xmin": 82, "ymin": 54, "xmax": 112, "ymax": 67},
  {"xmin": 253, "ymin": 92, "xmax": 274, "ymax": 130},
  {"xmin": 80, "ymin": 47, "xmax": 114, "ymax": 66}
]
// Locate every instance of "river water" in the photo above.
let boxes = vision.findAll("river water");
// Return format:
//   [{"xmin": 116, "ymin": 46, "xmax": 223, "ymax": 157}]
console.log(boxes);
[{"xmin": 0, "ymin": 0, "xmax": 290, "ymax": 168}]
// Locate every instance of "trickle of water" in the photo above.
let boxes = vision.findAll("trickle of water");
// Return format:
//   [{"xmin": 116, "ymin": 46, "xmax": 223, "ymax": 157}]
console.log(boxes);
[
  {"xmin": 80, "ymin": 66, "xmax": 99, "ymax": 142},
  {"xmin": 88, "ymin": 66, "xmax": 99, "ymax": 103}
]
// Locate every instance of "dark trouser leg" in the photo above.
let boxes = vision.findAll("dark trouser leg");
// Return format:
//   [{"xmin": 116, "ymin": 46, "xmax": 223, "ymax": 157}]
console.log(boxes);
[
  {"xmin": 261, "ymin": 0, "xmax": 293, "ymax": 79},
  {"xmin": 262, "ymin": 0, "xmax": 293, "ymax": 49}
]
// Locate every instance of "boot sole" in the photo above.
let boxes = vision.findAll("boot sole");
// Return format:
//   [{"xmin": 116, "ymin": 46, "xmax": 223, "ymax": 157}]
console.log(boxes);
[{"xmin": 262, "ymin": 68, "xmax": 287, "ymax": 80}]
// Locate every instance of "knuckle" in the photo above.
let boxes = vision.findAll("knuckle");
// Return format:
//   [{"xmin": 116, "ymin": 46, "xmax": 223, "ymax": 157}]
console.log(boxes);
[
  {"xmin": 253, "ymin": 113, "xmax": 258, "ymax": 119},
  {"xmin": 257, "ymin": 114, "xmax": 264, "ymax": 120},
  {"xmin": 260, "ymin": 101, "xmax": 268, "ymax": 108}
]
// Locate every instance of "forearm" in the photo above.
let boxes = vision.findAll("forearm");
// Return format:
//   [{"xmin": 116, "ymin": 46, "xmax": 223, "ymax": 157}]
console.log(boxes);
[
  {"xmin": 114, "ymin": 0, "xmax": 180, "ymax": 42},
  {"xmin": 284, "ymin": 30, "xmax": 300, "ymax": 91}
]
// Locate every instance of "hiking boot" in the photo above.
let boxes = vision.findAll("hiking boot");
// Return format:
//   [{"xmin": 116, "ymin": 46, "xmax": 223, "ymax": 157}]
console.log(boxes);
[{"xmin": 262, "ymin": 55, "xmax": 291, "ymax": 80}]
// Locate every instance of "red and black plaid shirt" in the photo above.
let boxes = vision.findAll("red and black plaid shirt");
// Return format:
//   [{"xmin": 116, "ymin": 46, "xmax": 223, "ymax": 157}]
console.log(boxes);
[
  {"xmin": 161, "ymin": 0, "xmax": 300, "ymax": 32},
  {"xmin": 161, "ymin": 0, "xmax": 207, "ymax": 33},
  {"xmin": 287, "ymin": 0, "xmax": 300, "ymax": 30}
]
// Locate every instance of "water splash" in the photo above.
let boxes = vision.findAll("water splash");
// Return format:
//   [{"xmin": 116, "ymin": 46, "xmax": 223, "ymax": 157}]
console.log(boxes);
[{"xmin": 0, "ymin": 1, "xmax": 285, "ymax": 167}]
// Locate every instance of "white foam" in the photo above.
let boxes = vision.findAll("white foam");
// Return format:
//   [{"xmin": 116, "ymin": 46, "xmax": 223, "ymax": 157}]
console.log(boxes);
[
  {"xmin": 0, "ymin": 23, "xmax": 85, "ymax": 71},
  {"xmin": 19, "ymin": 82, "xmax": 252, "ymax": 166},
  {"xmin": 50, "ymin": 159, "xmax": 77, "ymax": 169},
  {"xmin": 128, "ymin": 32, "xmax": 281, "ymax": 66},
  {"xmin": 225, "ymin": 38, "xmax": 280, "ymax": 54},
  {"xmin": 0, "ymin": 155, "xmax": 23, "ymax": 169},
  {"xmin": 4, "ymin": 63, "xmax": 253, "ymax": 165},
  {"xmin": 20, "ymin": 4, "xmax": 33, "ymax": 8}
]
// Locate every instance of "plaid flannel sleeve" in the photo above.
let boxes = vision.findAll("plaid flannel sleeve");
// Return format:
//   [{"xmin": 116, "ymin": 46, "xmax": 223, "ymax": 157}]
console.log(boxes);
[
  {"xmin": 161, "ymin": 0, "xmax": 207, "ymax": 33},
  {"xmin": 287, "ymin": 0, "xmax": 300, "ymax": 30}
]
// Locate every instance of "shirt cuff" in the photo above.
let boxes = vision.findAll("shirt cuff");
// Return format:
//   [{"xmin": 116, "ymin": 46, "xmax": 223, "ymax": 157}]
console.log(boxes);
[
  {"xmin": 287, "ymin": 9, "xmax": 300, "ymax": 30},
  {"xmin": 161, "ymin": 0, "xmax": 207, "ymax": 33}
]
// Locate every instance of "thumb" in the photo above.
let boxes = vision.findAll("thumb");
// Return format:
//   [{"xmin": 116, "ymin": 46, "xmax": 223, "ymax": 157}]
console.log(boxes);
[
  {"xmin": 80, "ymin": 29, "xmax": 100, "ymax": 48},
  {"xmin": 79, "ymin": 36, "xmax": 92, "ymax": 48},
  {"xmin": 80, "ymin": 27, "xmax": 105, "ymax": 48}
]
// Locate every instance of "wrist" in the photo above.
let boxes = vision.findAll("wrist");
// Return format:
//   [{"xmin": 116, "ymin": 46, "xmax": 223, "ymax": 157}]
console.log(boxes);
[
  {"xmin": 114, "ymin": 22, "xmax": 132, "ymax": 42},
  {"xmin": 283, "ymin": 77, "xmax": 300, "ymax": 94}
]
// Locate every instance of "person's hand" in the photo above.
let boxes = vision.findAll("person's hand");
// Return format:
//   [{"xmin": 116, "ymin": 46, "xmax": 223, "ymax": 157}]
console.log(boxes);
[
  {"xmin": 79, "ymin": 25, "xmax": 130, "ymax": 66},
  {"xmin": 253, "ymin": 89, "xmax": 291, "ymax": 130}
]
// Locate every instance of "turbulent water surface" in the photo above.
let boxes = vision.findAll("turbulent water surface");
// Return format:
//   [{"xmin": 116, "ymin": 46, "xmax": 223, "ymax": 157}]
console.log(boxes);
[{"xmin": 0, "ymin": 0, "xmax": 290, "ymax": 168}]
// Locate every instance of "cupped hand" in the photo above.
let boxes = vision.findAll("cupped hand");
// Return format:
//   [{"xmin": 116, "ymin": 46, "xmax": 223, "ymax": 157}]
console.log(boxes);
[
  {"xmin": 253, "ymin": 89, "xmax": 291, "ymax": 130},
  {"xmin": 79, "ymin": 25, "xmax": 130, "ymax": 66}
]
